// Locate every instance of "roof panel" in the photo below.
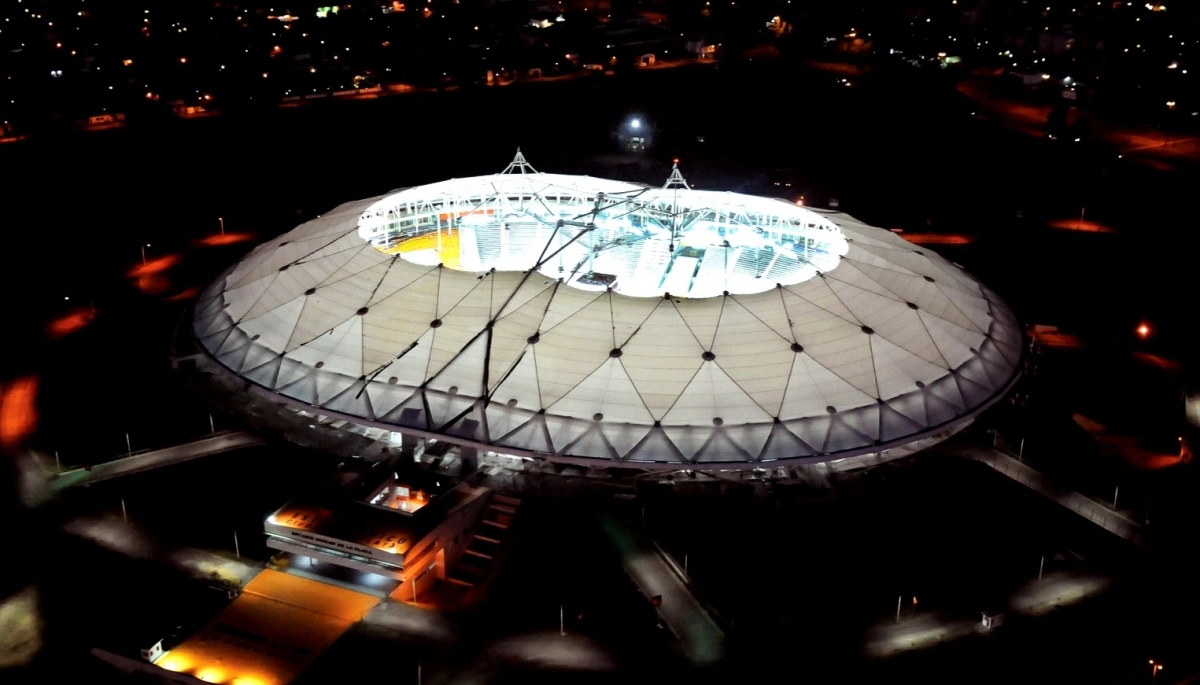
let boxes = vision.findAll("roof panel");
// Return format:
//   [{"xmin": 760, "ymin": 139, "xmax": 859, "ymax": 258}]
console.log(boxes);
[{"xmin": 548, "ymin": 357, "xmax": 654, "ymax": 425}]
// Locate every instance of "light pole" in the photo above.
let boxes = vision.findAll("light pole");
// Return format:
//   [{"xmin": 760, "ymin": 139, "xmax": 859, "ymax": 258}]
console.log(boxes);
[
  {"xmin": 218, "ymin": 216, "xmax": 225, "ymax": 235},
  {"xmin": 141, "ymin": 243, "xmax": 151, "ymax": 265},
  {"xmin": 1150, "ymin": 660, "xmax": 1163, "ymax": 681}
]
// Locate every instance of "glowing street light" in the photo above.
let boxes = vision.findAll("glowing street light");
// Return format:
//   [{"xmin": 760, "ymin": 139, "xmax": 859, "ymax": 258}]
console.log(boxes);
[
  {"xmin": 141, "ymin": 243, "xmax": 151, "ymax": 265},
  {"xmin": 1150, "ymin": 660, "xmax": 1163, "ymax": 681},
  {"xmin": 1137, "ymin": 322, "xmax": 1151, "ymax": 339},
  {"xmin": 629, "ymin": 117, "xmax": 641, "ymax": 129}
]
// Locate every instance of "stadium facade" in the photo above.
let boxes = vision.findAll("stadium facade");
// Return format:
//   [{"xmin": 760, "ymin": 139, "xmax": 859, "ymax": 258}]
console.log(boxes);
[{"xmin": 193, "ymin": 153, "xmax": 1023, "ymax": 470}]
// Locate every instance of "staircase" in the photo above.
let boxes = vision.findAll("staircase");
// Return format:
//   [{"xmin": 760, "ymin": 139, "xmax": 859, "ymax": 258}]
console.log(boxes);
[{"xmin": 445, "ymin": 493, "xmax": 521, "ymax": 596}]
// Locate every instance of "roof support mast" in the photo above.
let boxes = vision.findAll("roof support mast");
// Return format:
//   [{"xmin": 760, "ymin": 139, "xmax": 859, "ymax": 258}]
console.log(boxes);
[{"xmin": 663, "ymin": 163, "xmax": 689, "ymax": 252}]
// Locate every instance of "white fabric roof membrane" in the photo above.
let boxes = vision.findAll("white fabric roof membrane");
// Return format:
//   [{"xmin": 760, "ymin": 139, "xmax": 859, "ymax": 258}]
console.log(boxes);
[{"xmin": 196, "ymin": 160, "xmax": 1022, "ymax": 468}]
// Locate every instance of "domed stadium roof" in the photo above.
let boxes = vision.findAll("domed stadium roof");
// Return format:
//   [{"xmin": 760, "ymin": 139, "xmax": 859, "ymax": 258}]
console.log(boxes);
[{"xmin": 194, "ymin": 154, "xmax": 1023, "ymax": 468}]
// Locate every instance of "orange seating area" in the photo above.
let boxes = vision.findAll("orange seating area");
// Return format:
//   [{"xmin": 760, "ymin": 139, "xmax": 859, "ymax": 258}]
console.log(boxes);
[{"xmin": 379, "ymin": 229, "xmax": 461, "ymax": 268}]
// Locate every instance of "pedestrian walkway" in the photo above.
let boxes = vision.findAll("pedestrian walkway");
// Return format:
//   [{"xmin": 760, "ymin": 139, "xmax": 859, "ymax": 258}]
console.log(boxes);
[
  {"xmin": 952, "ymin": 445, "xmax": 1147, "ymax": 547},
  {"xmin": 864, "ymin": 571, "xmax": 1112, "ymax": 659},
  {"xmin": 46, "ymin": 430, "xmax": 267, "ymax": 491},
  {"xmin": 596, "ymin": 512, "xmax": 725, "ymax": 667}
]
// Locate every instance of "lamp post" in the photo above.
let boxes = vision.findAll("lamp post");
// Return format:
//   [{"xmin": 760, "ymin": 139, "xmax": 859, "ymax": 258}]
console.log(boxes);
[
  {"xmin": 141, "ymin": 243, "xmax": 151, "ymax": 265},
  {"xmin": 218, "ymin": 216, "xmax": 225, "ymax": 235}
]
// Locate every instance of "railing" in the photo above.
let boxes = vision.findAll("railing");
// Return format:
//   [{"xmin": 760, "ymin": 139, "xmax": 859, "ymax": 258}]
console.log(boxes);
[{"xmin": 649, "ymin": 538, "xmax": 730, "ymax": 633}]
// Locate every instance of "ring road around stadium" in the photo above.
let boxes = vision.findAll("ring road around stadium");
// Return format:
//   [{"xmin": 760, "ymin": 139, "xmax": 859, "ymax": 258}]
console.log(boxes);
[{"xmin": 194, "ymin": 153, "xmax": 1022, "ymax": 470}]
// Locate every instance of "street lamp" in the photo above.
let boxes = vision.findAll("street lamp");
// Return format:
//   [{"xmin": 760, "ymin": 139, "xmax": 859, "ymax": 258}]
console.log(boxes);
[
  {"xmin": 141, "ymin": 243, "xmax": 151, "ymax": 265},
  {"xmin": 1150, "ymin": 660, "xmax": 1163, "ymax": 681},
  {"xmin": 1136, "ymin": 322, "xmax": 1151, "ymax": 340},
  {"xmin": 218, "ymin": 216, "xmax": 225, "ymax": 235}
]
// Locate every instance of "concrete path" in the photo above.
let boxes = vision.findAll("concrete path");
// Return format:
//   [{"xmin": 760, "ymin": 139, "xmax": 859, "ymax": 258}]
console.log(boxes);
[
  {"xmin": 596, "ymin": 513, "xmax": 725, "ymax": 667},
  {"xmin": 865, "ymin": 571, "xmax": 1112, "ymax": 659}
]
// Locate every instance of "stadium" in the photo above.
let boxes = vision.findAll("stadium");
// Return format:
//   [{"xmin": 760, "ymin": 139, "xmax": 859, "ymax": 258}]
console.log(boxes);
[{"xmin": 192, "ymin": 153, "xmax": 1023, "ymax": 471}]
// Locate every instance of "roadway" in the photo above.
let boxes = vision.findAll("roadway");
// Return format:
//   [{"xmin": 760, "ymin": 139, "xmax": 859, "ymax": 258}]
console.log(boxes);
[{"xmin": 46, "ymin": 429, "xmax": 268, "ymax": 491}]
